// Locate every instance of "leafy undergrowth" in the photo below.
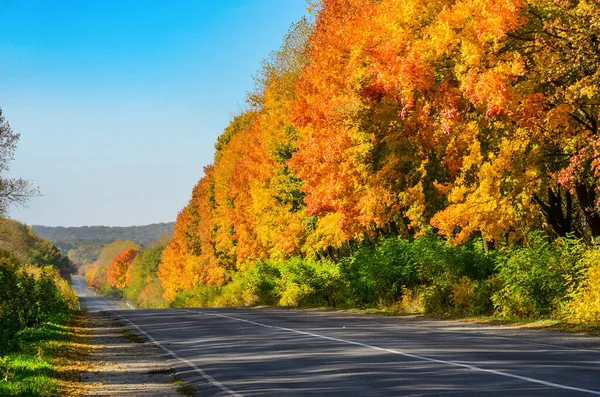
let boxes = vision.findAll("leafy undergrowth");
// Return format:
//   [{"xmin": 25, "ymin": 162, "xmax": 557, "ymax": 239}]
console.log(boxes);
[{"xmin": 0, "ymin": 311, "xmax": 92, "ymax": 396}]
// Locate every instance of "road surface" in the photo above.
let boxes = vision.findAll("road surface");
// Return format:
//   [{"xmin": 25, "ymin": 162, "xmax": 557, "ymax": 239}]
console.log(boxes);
[
  {"xmin": 71, "ymin": 275, "xmax": 130, "ymax": 311},
  {"xmin": 72, "ymin": 276, "xmax": 600, "ymax": 396}
]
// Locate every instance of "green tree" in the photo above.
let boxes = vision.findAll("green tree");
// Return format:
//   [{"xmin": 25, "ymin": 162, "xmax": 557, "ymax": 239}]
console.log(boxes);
[{"xmin": 125, "ymin": 242, "xmax": 167, "ymax": 307}]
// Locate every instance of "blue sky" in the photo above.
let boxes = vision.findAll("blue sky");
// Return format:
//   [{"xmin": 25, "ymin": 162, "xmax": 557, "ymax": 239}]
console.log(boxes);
[{"xmin": 0, "ymin": 0, "xmax": 308, "ymax": 226}]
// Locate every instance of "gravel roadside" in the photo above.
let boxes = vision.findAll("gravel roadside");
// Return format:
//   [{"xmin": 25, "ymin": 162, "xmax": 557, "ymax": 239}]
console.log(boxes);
[{"xmin": 78, "ymin": 311, "xmax": 193, "ymax": 396}]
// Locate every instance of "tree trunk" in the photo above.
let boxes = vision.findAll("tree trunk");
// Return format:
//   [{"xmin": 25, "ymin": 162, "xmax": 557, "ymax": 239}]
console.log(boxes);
[
  {"xmin": 533, "ymin": 187, "xmax": 577, "ymax": 238},
  {"xmin": 575, "ymin": 183, "xmax": 600, "ymax": 237}
]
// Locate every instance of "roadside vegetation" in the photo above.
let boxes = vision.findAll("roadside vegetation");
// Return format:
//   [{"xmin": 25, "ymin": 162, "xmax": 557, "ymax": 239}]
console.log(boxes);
[
  {"xmin": 0, "ymin": 106, "xmax": 85, "ymax": 395},
  {"xmin": 0, "ymin": 248, "xmax": 81, "ymax": 396},
  {"xmin": 85, "ymin": 0, "xmax": 600, "ymax": 330},
  {"xmin": 87, "ymin": 230, "xmax": 600, "ymax": 329},
  {"xmin": 161, "ymin": 232, "xmax": 600, "ymax": 327},
  {"xmin": 86, "ymin": 240, "xmax": 168, "ymax": 308}
]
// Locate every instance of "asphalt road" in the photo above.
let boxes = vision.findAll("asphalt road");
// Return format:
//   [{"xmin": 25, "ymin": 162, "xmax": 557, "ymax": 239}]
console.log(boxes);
[
  {"xmin": 71, "ymin": 277, "xmax": 600, "ymax": 396},
  {"xmin": 71, "ymin": 275, "xmax": 130, "ymax": 311}
]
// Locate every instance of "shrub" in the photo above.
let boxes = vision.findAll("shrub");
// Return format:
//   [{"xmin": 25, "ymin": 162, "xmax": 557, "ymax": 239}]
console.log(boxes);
[
  {"xmin": 469, "ymin": 275, "xmax": 503, "ymax": 316},
  {"xmin": 563, "ymin": 250, "xmax": 600, "ymax": 325},
  {"xmin": 339, "ymin": 237, "xmax": 418, "ymax": 307},
  {"xmin": 411, "ymin": 233, "xmax": 496, "ymax": 286},
  {"xmin": 493, "ymin": 234, "xmax": 583, "ymax": 318},
  {"xmin": 274, "ymin": 257, "xmax": 341, "ymax": 307},
  {"xmin": 393, "ymin": 286, "xmax": 424, "ymax": 313},
  {"xmin": 215, "ymin": 260, "xmax": 281, "ymax": 306},
  {"xmin": 170, "ymin": 285, "xmax": 224, "ymax": 308},
  {"xmin": 421, "ymin": 283, "xmax": 453, "ymax": 314},
  {"xmin": 451, "ymin": 276, "xmax": 477, "ymax": 313},
  {"xmin": 0, "ymin": 259, "xmax": 76, "ymax": 354}
]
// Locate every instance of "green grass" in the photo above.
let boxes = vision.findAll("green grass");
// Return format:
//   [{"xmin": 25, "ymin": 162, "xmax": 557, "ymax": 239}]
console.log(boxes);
[
  {"xmin": 0, "ymin": 311, "xmax": 74, "ymax": 396},
  {"xmin": 171, "ymin": 379, "xmax": 196, "ymax": 396},
  {"xmin": 121, "ymin": 328, "xmax": 146, "ymax": 344}
]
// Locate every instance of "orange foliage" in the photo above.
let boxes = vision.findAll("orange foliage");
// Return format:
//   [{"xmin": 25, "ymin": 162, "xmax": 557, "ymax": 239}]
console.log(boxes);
[
  {"xmin": 159, "ymin": 0, "xmax": 600, "ymax": 302},
  {"xmin": 107, "ymin": 248, "xmax": 138, "ymax": 289}
]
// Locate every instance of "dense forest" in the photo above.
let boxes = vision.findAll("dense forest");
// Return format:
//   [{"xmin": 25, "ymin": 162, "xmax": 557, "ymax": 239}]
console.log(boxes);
[
  {"xmin": 33, "ymin": 223, "xmax": 174, "ymax": 244},
  {"xmin": 86, "ymin": 0, "xmax": 600, "ymax": 325},
  {"xmin": 34, "ymin": 223, "xmax": 173, "ymax": 268}
]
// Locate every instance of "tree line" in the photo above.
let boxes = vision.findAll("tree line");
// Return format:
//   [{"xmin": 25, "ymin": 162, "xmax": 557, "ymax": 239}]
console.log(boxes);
[{"xmin": 89, "ymin": 0, "xmax": 600, "ymax": 324}]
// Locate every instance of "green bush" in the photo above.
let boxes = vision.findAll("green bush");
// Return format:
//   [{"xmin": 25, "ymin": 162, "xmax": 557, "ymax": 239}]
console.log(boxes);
[
  {"xmin": 171, "ymin": 285, "xmax": 224, "ymax": 308},
  {"xmin": 339, "ymin": 237, "xmax": 418, "ymax": 307},
  {"xmin": 493, "ymin": 233, "xmax": 583, "ymax": 318},
  {"xmin": 469, "ymin": 275, "xmax": 504, "ymax": 316},
  {"xmin": 211, "ymin": 260, "xmax": 281, "ymax": 306},
  {"xmin": 336, "ymin": 233, "xmax": 494, "ymax": 312},
  {"xmin": 212, "ymin": 258, "xmax": 340, "ymax": 307},
  {"xmin": 411, "ymin": 233, "xmax": 496, "ymax": 286},
  {"xmin": 0, "ymin": 253, "xmax": 76, "ymax": 355},
  {"xmin": 274, "ymin": 257, "xmax": 342, "ymax": 307}
]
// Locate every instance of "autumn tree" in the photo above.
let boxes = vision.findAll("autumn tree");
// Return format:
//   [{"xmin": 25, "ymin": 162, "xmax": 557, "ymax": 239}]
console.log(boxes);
[
  {"xmin": 249, "ymin": 18, "xmax": 312, "ymax": 259},
  {"xmin": 426, "ymin": 0, "xmax": 600, "ymax": 242},
  {"xmin": 160, "ymin": 0, "xmax": 600, "ymax": 305},
  {"xmin": 85, "ymin": 240, "xmax": 139, "ymax": 291},
  {"xmin": 124, "ymin": 242, "xmax": 166, "ymax": 307},
  {"xmin": 107, "ymin": 248, "xmax": 138, "ymax": 289},
  {"xmin": 160, "ymin": 167, "xmax": 227, "ymax": 301}
]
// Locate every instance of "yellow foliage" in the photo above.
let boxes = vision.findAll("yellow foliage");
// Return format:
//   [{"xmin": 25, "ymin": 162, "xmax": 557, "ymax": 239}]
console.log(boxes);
[
  {"xmin": 392, "ymin": 286, "xmax": 424, "ymax": 314},
  {"xmin": 564, "ymin": 251, "xmax": 600, "ymax": 325},
  {"xmin": 23, "ymin": 264, "xmax": 79, "ymax": 310},
  {"xmin": 278, "ymin": 281, "xmax": 313, "ymax": 307},
  {"xmin": 451, "ymin": 276, "xmax": 477, "ymax": 309}
]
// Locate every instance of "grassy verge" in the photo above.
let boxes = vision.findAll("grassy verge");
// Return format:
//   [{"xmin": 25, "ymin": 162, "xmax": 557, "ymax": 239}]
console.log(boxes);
[{"xmin": 0, "ymin": 311, "xmax": 91, "ymax": 396}]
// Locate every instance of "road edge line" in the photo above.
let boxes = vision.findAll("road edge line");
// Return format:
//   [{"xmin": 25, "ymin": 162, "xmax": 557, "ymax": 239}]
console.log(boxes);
[{"xmin": 110, "ymin": 311, "xmax": 242, "ymax": 397}]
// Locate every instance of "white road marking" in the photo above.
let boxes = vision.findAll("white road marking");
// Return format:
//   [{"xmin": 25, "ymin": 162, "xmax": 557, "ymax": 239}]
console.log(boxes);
[
  {"xmin": 213, "ymin": 313, "xmax": 273, "ymax": 329},
  {"xmin": 112, "ymin": 312, "xmax": 243, "ymax": 397},
  {"xmin": 275, "ymin": 309, "xmax": 600, "ymax": 355},
  {"xmin": 188, "ymin": 310, "xmax": 600, "ymax": 396},
  {"xmin": 376, "ymin": 319, "xmax": 600, "ymax": 355}
]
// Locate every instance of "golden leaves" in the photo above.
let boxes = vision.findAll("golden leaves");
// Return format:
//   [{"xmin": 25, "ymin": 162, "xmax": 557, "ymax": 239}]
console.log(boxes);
[{"xmin": 159, "ymin": 0, "xmax": 600, "ymax": 301}]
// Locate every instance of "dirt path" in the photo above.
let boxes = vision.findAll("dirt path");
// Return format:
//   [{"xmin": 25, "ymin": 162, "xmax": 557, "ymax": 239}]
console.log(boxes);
[{"xmin": 78, "ymin": 311, "xmax": 192, "ymax": 396}]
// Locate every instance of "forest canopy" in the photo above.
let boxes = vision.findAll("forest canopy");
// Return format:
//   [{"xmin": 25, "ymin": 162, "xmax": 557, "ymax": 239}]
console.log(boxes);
[
  {"xmin": 87, "ymin": 0, "xmax": 600, "ymax": 325},
  {"xmin": 164, "ymin": 0, "xmax": 600, "ymax": 286}
]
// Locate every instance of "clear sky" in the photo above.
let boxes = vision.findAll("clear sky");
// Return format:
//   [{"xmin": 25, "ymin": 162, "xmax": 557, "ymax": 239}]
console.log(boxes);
[{"xmin": 0, "ymin": 0, "xmax": 308, "ymax": 227}]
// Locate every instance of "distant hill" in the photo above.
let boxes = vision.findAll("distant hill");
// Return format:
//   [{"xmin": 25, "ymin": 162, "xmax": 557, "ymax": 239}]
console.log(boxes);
[
  {"xmin": 32, "ymin": 222, "xmax": 174, "ymax": 267},
  {"xmin": 32, "ymin": 223, "xmax": 174, "ymax": 244}
]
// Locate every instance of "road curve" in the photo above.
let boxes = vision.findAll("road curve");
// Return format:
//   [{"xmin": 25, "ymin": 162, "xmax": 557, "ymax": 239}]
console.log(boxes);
[{"xmin": 71, "ymin": 276, "xmax": 600, "ymax": 396}]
